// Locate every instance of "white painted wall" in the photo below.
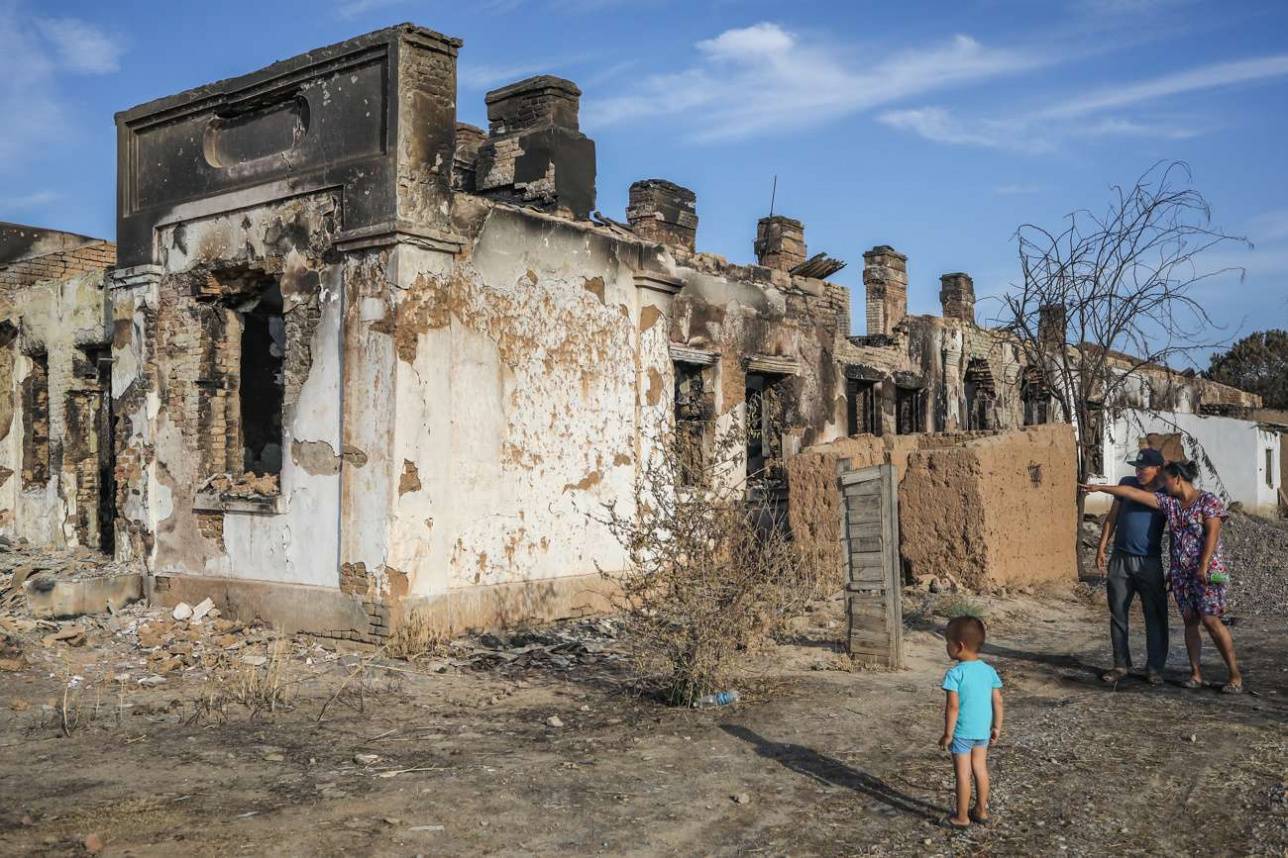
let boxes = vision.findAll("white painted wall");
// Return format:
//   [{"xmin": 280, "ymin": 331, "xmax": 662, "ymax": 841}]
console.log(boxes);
[
  {"xmin": 388, "ymin": 210, "xmax": 644, "ymax": 600},
  {"xmin": 1099, "ymin": 409, "xmax": 1282, "ymax": 515}
]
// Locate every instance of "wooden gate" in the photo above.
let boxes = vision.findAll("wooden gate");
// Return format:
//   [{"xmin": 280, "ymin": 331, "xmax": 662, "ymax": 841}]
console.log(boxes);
[{"xmin": 837, "ymin": 461, "xmax": 903, "ymax": 667}]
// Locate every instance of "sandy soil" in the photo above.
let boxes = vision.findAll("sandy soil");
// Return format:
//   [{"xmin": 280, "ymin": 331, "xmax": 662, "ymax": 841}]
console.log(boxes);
[{"xmin": 2, "ymin": 587, "xmax": 1286, "ymax": 857}]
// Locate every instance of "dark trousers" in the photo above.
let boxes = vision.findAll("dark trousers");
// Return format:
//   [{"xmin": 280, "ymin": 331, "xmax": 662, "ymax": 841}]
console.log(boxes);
[{"xmin": 1107, "ymin": 553, "xmax": 1169, "ymax": 673}]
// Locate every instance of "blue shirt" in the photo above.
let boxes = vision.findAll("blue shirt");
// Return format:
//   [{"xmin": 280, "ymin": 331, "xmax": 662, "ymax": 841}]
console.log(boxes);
[
  {"xmin": 942, "ymin": 659, "xmax": 1003, "ymax": 740},
  {"xmin": 1113, "ymin": 476, "xmax": 1165, "ymax": 557}
]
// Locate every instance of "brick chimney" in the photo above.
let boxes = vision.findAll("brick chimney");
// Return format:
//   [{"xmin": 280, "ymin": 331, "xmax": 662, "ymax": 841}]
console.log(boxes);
[
  {"xmin": 626, "ymin": 179, "xmax": 698, "ymax": 253},
  {"xmin": 863, "ymin": 245, "xmax": 908, "ymax": 336},
  {"xmin": 754, "ymin": 216, "xmax": 806, "ymax": 272},
  {"xmin": 939, "ymin": 272, "xmax": 975, "ymax": 324},
  {"xmin": 474, "ymin": 75, "xmax": 596, "ymax": 219},
  {"xmin": 1038, "ymin": 303, "xmax": 1067, "ymax": 350},
  {"xmin": 452, "ymin": 123, "xmax": 485, "ymax": 191}
]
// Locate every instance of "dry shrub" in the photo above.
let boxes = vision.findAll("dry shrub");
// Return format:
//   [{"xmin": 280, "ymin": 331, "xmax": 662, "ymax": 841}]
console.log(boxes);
[
  {"xmin": 386, "ymin": 608, "xmax": 448, "ymax": 661},
  {"xmin": 600, "ymin": 429, "xmax": 822, "ymax": 706},
  {"xmin": 934, "ymin": 593, "xmax": 986, "ymax": 620}
]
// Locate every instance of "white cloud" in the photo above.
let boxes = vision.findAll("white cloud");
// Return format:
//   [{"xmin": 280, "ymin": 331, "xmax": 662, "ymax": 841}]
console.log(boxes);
[
  {"xmin": 0, "ymin": 4, "xmax": 124, "ymax": 169},
  {"xmin": 1074, "ymin": 0, "xmax": 1191, "ymax": 14},
  {"xmin": 459, "ymin": 61, "xmax": 552, "ymax": 91},
  {"xmin": 880, "ymin": 108, "xmax": 1030, "ymax": 151},
  {"xmin": 1247, "ymin": 210, "xmax": 1288, "ymax": 244},
  {"xmin": 335, "ymin": 0, "xmax": 642, "ymax": 17},
  {"xmin": 0, "ymin": 6, "xmax": 64, "ymax": 165},
  {"xmin": 0, "ymin": 190, "xmax": 59, "ymax": 211},
  {"xmin": 336, "ymin": 0, "xmax": 410, "ymax": 19},
  {"xmin": 1042, "ymin": 54, "xmax": 1288, "ymax": 119},
  {"xmin": 33, "ymin": 17, "xmax": 124, "ymax": 74},
  {"xmin": 882, "ymin": 52, "xmax": 1288, "ymax": 152},
  {"xmin": 584, "ymin": 24, "xmax": 1044, "ymax": 142},
  {"xmin": 994, "ymin": 183, "xmax": 1045, "ymax": 196}
]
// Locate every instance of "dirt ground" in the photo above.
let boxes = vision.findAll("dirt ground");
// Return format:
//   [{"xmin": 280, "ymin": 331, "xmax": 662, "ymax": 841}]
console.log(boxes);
[{"xmin": 2, "ymin": 585, "xmax": 1287, "ymax": 857}]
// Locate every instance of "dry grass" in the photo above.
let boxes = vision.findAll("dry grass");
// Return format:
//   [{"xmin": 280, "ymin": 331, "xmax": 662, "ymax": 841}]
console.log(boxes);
[
  {"xmin": 386, "ymin": 608, "xmax": 448, "ymax": 661},
  {"xmin": 186, "ymin": 635, "xmax": 295, "ymax": 723},
  {"xmin": 933, "ymin": 593, "xmax": 986, "ymax": 620}
]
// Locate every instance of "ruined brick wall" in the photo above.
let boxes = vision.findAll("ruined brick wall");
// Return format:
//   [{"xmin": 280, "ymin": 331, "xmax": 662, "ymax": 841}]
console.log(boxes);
[
  {"xmin": 786, "ymin": 425, "xmax": 1078, "ymax": 592},
  {"xmin": 112, "ymin": 193, "xmax": 342, "ymax": 585},
  {"xmin": 0, "ymin": 248, "xmax": 113, "ymax": 549},
  {"xmin": 0, "ymin": 242, "xmax": 115, "ymax": 291},
  {"xmin": 670, "ymin": 257, "xmax": 849, "ymax": 463}
]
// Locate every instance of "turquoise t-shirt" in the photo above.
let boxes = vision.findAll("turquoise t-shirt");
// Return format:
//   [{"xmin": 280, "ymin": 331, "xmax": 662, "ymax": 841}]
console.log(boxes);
[{"xmin": 942, "ymin": 659, "xmax": 1003, "ymax": 740}]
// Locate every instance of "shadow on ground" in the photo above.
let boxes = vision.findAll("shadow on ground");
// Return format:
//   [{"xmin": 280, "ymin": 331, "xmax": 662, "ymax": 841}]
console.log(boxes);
[{"xmin": 720, "ymin": 725, "xmax": 943, "ymax": 822}]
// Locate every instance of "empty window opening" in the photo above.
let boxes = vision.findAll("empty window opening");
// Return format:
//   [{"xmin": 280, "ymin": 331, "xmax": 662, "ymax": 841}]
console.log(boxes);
[
  {"xmin": 964, "ymin": 358, "xmax": 996, "ymax": 431},
  {"xmin": 895, "ymin": 386, "xmax": 923, "ymax": 436},
  {"xmin": 1021, "ymin": 368, "xmax": 1050, "ymax": 426},
  {"xmin": 745, "ymin": 372, "xmax": 788, "ymax": 484},
  {"xmin": 846, "ymin": 378, "xmax": 879, "ymax": 436},
  {"xmin": 674, "ymin": 362, "xmax": 712, "ymax": 486},
  {"xmin": 238, "ymin": 282, "xmax": 285, "ymax": 476},
  {"xmin": 21, "ymin": 352, "xmax": 50, "ymax": 489},
  {"xmin": 66, "ymin": 345, "xmax": 116, "ymax": 553}
]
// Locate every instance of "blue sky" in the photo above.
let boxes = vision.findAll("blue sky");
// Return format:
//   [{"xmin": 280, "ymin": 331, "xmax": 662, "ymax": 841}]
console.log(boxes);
[{"xmin": 2, "ymin": 0, "xmax": 1286, "ymax": 363}]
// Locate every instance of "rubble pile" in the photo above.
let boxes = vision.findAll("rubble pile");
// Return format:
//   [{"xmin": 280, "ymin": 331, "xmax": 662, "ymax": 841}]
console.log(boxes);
[
  {"xmin": 452, "ymin": 619, "xmax": 625, "ymax": 676},
  {"xmin": 1223, "ymin": 512, "xmax": 1288, "ymax": 618},
  {"xmin": 0, "ymin": 538, "xmax": 136, "ymax": 608}
]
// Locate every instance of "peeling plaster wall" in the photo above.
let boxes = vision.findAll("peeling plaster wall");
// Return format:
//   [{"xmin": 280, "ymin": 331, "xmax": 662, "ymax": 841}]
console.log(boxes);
[
  {"xmin": 114, "ymin": 193, "xmax": 342, "ymax": 587},
  {"xmin": 0, "ymin": 267, "xmax": 110, "ymax": 547},
  {"xmin": 386, "ymin": 202, "xmax": 643, "ymax": 600}
]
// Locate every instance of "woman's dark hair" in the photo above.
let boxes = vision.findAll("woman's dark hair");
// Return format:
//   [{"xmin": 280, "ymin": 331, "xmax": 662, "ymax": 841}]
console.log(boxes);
[{"xmin": 1164, "ymin": 460, "xmax": 1200, "ymax": 483}]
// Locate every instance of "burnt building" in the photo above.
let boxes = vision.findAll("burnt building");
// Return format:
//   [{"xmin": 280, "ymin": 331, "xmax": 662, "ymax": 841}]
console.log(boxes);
[{"xmin": 0, "ymin": 23, "xmax": 1268, "ymax": 637}]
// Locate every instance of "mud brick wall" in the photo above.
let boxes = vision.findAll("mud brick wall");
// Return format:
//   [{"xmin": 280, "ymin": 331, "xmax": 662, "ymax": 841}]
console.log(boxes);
[{"xmin": 787, "ymin": 425, "xmax": 1078, "ymax": 591}]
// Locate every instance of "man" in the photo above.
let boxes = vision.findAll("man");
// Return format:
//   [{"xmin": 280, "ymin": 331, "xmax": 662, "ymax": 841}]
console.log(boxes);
[{"xmin": 1095, "ymin": 448, "xmax": 1169, "ymax": 685}]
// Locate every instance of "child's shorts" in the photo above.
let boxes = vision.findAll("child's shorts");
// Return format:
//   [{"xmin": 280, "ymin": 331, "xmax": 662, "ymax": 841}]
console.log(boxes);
[{"xmin": 950, "ymin": 737, "xmax": 989, "ymax": 755}]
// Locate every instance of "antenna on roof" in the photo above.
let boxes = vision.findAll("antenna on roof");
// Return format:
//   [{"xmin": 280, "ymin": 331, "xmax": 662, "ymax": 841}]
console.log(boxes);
[{"xmin": 768, "ymin": 175, "xmax": 778, "ymax": 218}]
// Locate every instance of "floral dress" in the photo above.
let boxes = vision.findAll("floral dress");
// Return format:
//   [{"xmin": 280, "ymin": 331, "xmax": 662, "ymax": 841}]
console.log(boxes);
[{"xmin": 1155, "ymin": 491, "xmax": 1230, "ymax": 616}]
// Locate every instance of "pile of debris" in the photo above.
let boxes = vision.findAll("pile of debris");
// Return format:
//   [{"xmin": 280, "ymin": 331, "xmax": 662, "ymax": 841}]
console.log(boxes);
[
  {"xmin": 452, "ymin": 619, "xmax": 625, "ymax": 675},
  {"xmin": 1223, "ymin": 512, "xmax": 1288, "ymax": 618},
  {"xmin": 1080, "ymin": 510, "xmax": 1288, "ymax": 618},
  {"xmin": 0, "ymin": 538, "xmax": 139, "ymax": 615}
]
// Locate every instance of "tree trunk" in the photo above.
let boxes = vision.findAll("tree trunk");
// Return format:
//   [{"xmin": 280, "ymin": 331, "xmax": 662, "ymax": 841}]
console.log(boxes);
[{"xmin": 1075, "ymin": 446, "xmax": 1090, "ymax": 580}]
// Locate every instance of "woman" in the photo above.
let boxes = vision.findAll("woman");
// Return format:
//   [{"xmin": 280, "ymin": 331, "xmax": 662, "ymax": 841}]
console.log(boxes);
[{"xmin": 1083, "ymin": 460, "xmax": 1242, "ymax": 694}]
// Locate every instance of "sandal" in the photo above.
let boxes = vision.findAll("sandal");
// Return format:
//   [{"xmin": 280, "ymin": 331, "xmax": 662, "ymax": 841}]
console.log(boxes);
[
  {"xmin": 1180, "ymin": 677, "xmax": 1203, "ymax": 689},
  {"xmin": 1101, "ymin": 667, "xmax": 1129, "ymax": 684},
  {"xmin": 1221, "ymin": 682, "xmax": 1244, "ymax": 695},
  {"xmin": 969, "ymin": 809, "xmax": 993, "ymax": 826},
  {"xmin": 942, "ymin": 816, "xmax": 971, "ymax": 830},
  {"xmin": 1146, "ymin": 672, "xmax": 1164, "ymax": 686}
]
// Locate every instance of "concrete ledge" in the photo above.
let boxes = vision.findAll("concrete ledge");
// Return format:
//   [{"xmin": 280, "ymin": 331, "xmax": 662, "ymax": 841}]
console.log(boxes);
[
  {"xmin": 26, "ymin": 573, "xmax": 144, "ymax": 619},
  {"xmin": 398, "ymin": 573, "xmax": 619, "ymax": 638},
  {"xmin": 150, "ymin": 572, "xmax": 620, "ymax": 640},
  {"xmin": 152, "ymin": 575, "xmax": 373, "ymax": 637}
]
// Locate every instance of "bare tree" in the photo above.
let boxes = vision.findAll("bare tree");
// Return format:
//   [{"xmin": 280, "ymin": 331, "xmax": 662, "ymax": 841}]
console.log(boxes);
[{"xmin": 994, "ymin": 161, "xmax": 1247, "ymax": 565}]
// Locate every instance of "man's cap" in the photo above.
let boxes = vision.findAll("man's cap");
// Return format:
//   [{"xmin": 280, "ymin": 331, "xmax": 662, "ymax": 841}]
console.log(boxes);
[{"xmin": 1127, "ymin": 448, "xmax": 1166, "ymax": 468}]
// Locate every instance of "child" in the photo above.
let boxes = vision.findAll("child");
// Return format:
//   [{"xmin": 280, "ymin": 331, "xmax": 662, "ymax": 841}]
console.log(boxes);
[{"xmin": 938, "ymin": 615, "xmax": 1004, "ymax": 829}]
